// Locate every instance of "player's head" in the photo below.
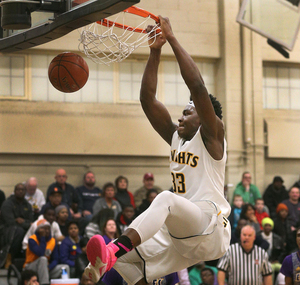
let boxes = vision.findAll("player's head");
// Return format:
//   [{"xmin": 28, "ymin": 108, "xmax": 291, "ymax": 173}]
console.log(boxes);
[
  {"xmin": 179, "ymin": 94, "xmax": 222, "ymax": 140},
  {"xmin": 178, "ymin": 103, "xmax": 201, "ymax": 141},
  {"xmin": 189, "ymin": 94, "xmax": 223, "ymax": 119}
]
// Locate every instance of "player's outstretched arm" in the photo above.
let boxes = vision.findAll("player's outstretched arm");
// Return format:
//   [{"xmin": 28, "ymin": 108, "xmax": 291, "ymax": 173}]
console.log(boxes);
[
  {"xmin": 140, "ymin": 28, "xmax": 177, "ymax": 146},
  {"xmin": 159, "ymin": 16, "xmax": 224, "ymax": 158}
]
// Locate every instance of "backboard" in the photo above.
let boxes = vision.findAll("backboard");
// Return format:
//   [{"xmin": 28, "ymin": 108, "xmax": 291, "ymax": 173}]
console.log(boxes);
[
  {"xmin": 236, "ymin": 0, "xmax": 300, "ymax": 51},
  {"xmin": 0, "ymin": 0, "xmax": 139, "ymax": 53}
]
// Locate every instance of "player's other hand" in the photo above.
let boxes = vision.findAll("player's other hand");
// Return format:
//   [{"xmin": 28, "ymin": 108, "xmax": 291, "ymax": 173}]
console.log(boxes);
[
  {"xmin": 158, "ymin": 16, "xmax": 174, "ymax": 40},
  {"xmin": 146, "ymin": 25, "xmax": 166, "ymax": 49}
]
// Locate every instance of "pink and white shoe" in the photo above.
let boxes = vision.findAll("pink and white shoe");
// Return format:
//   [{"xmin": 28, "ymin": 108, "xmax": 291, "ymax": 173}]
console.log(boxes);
[{"xmin": 84, "ymin": 235, "xmax": 119, "ymax": 282}]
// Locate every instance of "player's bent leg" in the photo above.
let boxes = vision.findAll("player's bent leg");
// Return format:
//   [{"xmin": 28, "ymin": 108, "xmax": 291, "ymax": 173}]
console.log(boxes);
[{"xmin": 129, "ymin": 191, "xmax": 210, "ymax": 241}]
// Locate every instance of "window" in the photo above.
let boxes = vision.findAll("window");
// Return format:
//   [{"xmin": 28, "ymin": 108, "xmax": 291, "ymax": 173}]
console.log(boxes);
[
  {"xmin": 0, "ymin": 53, "xmax": 216, "ymax": 106},
  {"xmin": 31, "ymin": 55, "xmax": 114, "ymax": 103},
  {"xmin": 162, "ymin": 61, "xmax": 215, "ymax": 106},
  {"xmin": 263, "ymin": 65, "xmax": 300, "ymax": 109},
  {"xmin": 0, "ymin": 54, "xmax": 26, "ymax": 99}
]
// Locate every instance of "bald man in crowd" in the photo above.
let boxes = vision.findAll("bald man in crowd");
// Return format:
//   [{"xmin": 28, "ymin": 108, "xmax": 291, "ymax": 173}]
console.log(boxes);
[
  {"xmin": 47, "ymin": 168, "xmax": 82, "ymax": 219},
  {"xmin": 25, "ymin": 177, "xmax": 46, "ymax": 219}
]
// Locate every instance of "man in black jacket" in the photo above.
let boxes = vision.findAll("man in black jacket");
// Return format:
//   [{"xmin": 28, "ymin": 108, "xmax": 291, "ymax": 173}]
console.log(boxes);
[
  {"xmin": 0, "ymin": 183, "xmax": 33, "ymax": 263},
  {"xmin": 263, "ymin": 176, "xmax": 289, "ymax": 219}
]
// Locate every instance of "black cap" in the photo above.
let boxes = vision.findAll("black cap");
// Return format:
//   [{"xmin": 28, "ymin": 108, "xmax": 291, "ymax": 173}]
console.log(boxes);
[
  {"xmin": 273, "ymin": 176, "xmax": 284, "ymax": 183},
  {"xmin": 48, "ymin": 187, "xmax": 63, "ymax": 196}
]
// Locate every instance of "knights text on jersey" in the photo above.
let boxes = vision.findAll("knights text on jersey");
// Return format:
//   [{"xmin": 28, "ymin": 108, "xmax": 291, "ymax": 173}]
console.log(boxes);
[{"xmin": 170, "ymin": 128, "xmax": 230, "ymax": 217}]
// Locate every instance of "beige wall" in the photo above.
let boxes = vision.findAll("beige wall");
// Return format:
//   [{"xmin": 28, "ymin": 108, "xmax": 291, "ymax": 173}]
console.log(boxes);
[{"xmin": 1, "ymin": 0, "xmax": 300, "ymax": 201}]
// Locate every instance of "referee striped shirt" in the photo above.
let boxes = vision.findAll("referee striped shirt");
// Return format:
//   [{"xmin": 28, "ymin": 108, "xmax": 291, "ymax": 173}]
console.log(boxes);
[{"xmin": 217, "ymin": 243, "xmax": 272, "ymax": 285}]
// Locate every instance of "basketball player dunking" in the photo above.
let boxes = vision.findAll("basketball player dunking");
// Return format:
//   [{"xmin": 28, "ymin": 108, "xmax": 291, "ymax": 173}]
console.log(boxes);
[{"xmin": 84, "ymin": 15, "xmax": 231, "ymax": 285}]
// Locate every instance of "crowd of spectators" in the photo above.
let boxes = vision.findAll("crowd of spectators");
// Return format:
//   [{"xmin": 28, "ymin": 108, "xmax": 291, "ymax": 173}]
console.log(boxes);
[{"xmin": 1, "ymin": 169, "xmax": 300, "ymax": 285}]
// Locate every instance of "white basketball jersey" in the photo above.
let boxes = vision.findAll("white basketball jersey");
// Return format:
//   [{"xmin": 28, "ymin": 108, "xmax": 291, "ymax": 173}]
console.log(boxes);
[{"xmin": 170, "ymin": 127, "xmax": 231, "ymax": 217}]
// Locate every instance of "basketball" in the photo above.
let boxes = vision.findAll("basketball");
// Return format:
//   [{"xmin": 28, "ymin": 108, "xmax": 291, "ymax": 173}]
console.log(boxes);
[{"xmin": 48, "ymin": 52, "xmax": 89, "ymax": 93}]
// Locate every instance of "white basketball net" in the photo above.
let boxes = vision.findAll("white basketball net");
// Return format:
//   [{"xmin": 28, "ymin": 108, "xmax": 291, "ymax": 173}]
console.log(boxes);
[{"xmin": 78, "ymin": 7, "xmax": 160, "ymax": 65}]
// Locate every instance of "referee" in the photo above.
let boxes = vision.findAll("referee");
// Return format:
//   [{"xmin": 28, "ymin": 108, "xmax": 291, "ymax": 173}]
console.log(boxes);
[{"xmin": 217, "ymin": 225, "xmax": 272, "ymax": 285}]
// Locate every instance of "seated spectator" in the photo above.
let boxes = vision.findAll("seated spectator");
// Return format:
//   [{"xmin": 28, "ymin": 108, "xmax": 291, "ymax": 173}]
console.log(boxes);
[
  {"xmin": 240, "ymin": 203, "xmax": 261, "ymax": 234},
  {"xmin": 76, "ymin": 171, "xmax": 102, "ymax": 221},
  {"xmin": 228, "ymin": 194, "xmax": 243, "ymax": 233},
  {"xmin": 261, "ymin": 217, "xmax": 286, "ymax": 284},
  {"xmin": 60, "ymin": 221, "xmax": 82, "ymax": 277},
  {"xmin": 255, "ymin": 198, "xmax": 269, "ymax": 230},
  {"xmin": 116, "ymin": 204, "xmax": 135, "ymax": 234},
  {"xmin": 0, "ymin": 183, "xmax": 33, "ymax": 266},
  {"xmin": 263, "ymin": 176, "xmax": 289, "ymax": 219},
  {"xmin": 232, "ymin": 171, "xmax": 261, "ymax": 205},
  {"xmin": 40, "ymin": 188, "xmax": 71, "ymax": 219},
  {"xmin": 85, "ymin": 208, "xmax": 115, "ymax": 239},
  {"xmin": 189, "ymin": 261, "xmax": 218, "ymax": 285},
  {"xmin": 23, "ymin": 219, "xmax": 70, "ymax": 284},
  {"xmin": 102, "ymin": 218, "xmax": 119, "ymax": 244},
  {"xmin": 56, "ymin": 205, "xmax": 69, "ymax": 237},
  {"xmin": 21, "ymin": 269, "xmax": 39, "ymax": 285},
  {"xmin": 47, "ymin": 168, "xmax": 82, "ymax": 219},
  {"xmin": 23, "ymin": 207, "xmax": 64, "ymax": 250},
  {"xmin": 134, "ymin": 173, "xmax": 162, "ymax": 207},
  {"xmin": 273, "ymin": 203, "xmax": 295, "ymax": 254},
  {"xmin": 200, "ymin": 268, "xmax": 216, "ymax": 285},
  {"xmin": 135, "ymin": 189, "xmax": 158, "ymax": 217},
  {"xmin": 282, "ymin": 187, "xmax": 300, "ymax": 231},
  {"xmin": 114, "ymin": 176, "xmax": 135, "ymax": 209},
  {"xmin": 75, "ymin": 237, "xmax": 89, "ymax": 279},
  {"xmin": 92, "ymin": 182, "xmax": 122, "ymax": 219},
  {"xmin": 25, "ymin": 177, "xmax": 46, "ymax": 220}
]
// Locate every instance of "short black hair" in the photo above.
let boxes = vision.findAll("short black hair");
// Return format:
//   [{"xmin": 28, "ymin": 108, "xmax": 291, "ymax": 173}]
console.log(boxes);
[
  {"xmin": 44, "ymin": 206, "xmax": 55, "ymax": 215},
  {"xmin": 103, "ymin": 182, "xmax": 115, "ymax": 196},
  {"xmin": 21, "ymin": 270, "xmax": 38, "ymax": 284},
  {"xmin": 67, "ymin": 220, "xmax": 79, "ymax": 230},
  {"xmin": 190, "ymin": 94, "xmax": 223, "ymax": 120},
  {"xmin": 240, "ymin": 203, "xmax": 256, "ymax": 220}
]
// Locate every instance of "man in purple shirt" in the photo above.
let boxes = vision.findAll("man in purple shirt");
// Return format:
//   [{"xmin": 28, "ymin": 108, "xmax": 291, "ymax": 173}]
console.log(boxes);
[{"xmin": 280, "ymin": 227, "xmax": 300, "ymax": 285}]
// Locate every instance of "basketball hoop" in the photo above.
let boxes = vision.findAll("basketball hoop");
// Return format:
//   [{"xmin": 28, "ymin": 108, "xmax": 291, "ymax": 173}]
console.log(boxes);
[{"xmin": 78, "ymin": 6, "xmax": 160, "ymax": 65}]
